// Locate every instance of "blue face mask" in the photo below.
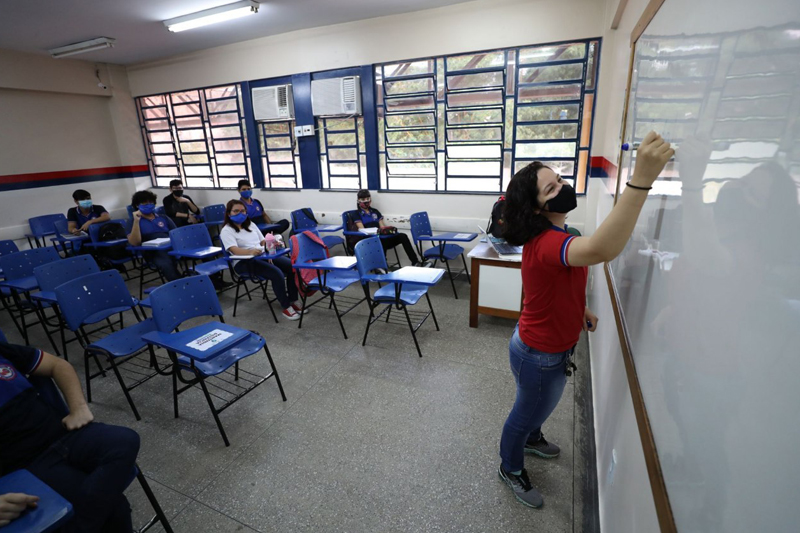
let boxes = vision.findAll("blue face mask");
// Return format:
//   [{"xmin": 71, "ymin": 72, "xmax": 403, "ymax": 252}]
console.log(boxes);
[
  {"xmin": 230, "ymin": 213, "xmax": 248, "ymax": 224},
  {"xmin": 78, "ymin": 200, "xmax": 93, "ymax": 209},
  {"xmin": 240, "ymin": 190, "xmax": 253, "ymax": 199},
  {"xmin": 139, "ymin": 203, "xmax": 156, "ymax": 215}
]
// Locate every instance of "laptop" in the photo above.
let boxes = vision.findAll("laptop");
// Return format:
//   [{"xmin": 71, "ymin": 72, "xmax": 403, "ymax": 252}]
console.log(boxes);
[{"xmin": 477, "ymin": 226, "xmax": 522, "ymax": 256}]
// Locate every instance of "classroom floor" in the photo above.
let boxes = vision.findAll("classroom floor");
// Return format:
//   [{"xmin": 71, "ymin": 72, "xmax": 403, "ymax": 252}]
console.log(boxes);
[{"xmin": 1, "ymin": 253, "xmax": 593, "ymax": 533}]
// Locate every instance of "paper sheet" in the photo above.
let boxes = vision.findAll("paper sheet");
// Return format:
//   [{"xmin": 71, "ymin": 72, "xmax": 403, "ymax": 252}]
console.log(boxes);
[
  {"xmin": 453, "ymin": 233, "xmax": 472, "ymax": 239},
  {"xmin": 186, "ymin": 329, "xmax": 234, "ymax": 352}
]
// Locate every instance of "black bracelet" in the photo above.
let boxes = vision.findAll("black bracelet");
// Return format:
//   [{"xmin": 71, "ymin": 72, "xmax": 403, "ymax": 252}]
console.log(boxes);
[{"xmin": 626, "ymin": 181, "xmax": 652, "ymax": 191}]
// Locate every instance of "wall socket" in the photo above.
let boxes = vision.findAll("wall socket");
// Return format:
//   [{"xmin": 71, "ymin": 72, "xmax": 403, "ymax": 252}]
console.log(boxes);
[{"xmin": 294, "ymin": 125, "xmax": 315, "ymax": 137}]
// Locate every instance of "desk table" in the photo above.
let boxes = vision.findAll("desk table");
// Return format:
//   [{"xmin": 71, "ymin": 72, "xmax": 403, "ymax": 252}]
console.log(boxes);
[{"xmin": 468, "ymin": 242, "xmax": 522, "ymax": 327}]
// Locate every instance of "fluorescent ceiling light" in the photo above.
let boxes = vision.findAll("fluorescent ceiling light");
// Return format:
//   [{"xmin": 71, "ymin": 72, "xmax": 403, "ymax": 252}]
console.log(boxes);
[
  {"xmin": 163, "ymin": 1, "xmax": 259, "ymax": 33},
  {"xmin": 48, "ymin": 37, "xmax": 116, "ymax": 59}
]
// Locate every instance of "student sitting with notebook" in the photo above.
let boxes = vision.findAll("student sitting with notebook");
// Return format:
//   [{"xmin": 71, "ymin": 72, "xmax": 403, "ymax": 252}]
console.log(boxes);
[
  {"xmin": 127, "ymin": 191, "xmax": 181, "ymax": 282},
  {"xmin": 67, "ymin": 189, "xmax": 110, "ymax": 236}
]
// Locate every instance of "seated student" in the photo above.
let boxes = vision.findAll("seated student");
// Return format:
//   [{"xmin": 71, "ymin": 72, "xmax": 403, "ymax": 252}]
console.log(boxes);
[
  {"xmin": 352, "ymin": 189, "xmax": 431, "ymax": 267},
  {"xmin": 0, "ymin": 341, "xmax": 140, "ymax": 532},
  {"xmin": 220, "ymin": 199, "xmax": 303, "ymax": 321},
  {"xmin": 67, "ymin": 189, "xmax": 110, "ymax": 235},
  {"xmin": 127, "ymin": 190, "xmax": 181, "ymax": 281},
  {"xmin": 163, "ymin": 179, "xmax": 201, "ymax": 228},
  {"xmin": 237, "ymin": 180, "xmax": 290, "ymax": 234}
]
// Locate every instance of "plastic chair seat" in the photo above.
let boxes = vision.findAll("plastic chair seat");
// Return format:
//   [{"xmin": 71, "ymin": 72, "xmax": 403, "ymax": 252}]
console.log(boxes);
[
  {"xmin": 373, "ymin": 283, "xmax": 428, "ymax": 306},
  {"xmin": 322, "ymin": 235, "xmax": 344, "ymax": 249},
  {"xmin": 88, "ymin": 319, "xmax": 157, "ymax": 358},
  {"xmin": 305, "ymin": 270, "xmax": 360, "ymax": 292},
  {"xmin": 138, "ymin": 297, "xmax": 152, "ymax": 309},
  {"xmin": 176, "ymin": 333, "xmax": 265, "ymax": 377},
  {"xmin": 193, "ymin": 259, "xmax": 228, "ymax": 277},
  {"xmin": 0, "ymin": 469, "xmax": 73, "ymax": 533},
  {"xmin": 422, "ymin": 243, "xmax": 464, "ymax": 261},
  {"xmin": 31, "ymin": 290, "xmax": 58, "ymax": 304}
]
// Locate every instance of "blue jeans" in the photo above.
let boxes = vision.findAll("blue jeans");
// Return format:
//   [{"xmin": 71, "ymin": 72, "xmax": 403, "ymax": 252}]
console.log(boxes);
[
  {"xmin": 499, "ymin": 327, "xmax": 571, "ymax": 472},
  {"xmin": 26, "ymin": 422, "xmax": 140, "ymax": 533},
  {"xmin": 144, "ymin": 250, "xmax": 181, "ymax": 281},
  {"xmin": 235, "ymin": 255, "xmax": 298, "ymax": 309}
]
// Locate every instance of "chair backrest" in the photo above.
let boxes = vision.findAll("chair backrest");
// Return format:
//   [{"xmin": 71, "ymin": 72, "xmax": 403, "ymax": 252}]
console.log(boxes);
[
  {"xmin": 203, "ymin": 204, "xmax": 225, "ymax": 224},
  {"xmin": 28, "ymin": 214, "xmax": 67, "ymax": 237},
  {"xmin": 54, "ymin": 270, "xmax": 135, "ymax": 331},
  {"xmin": 293, "ymin": 231, "xmax": 328, "ymax": 264},
  {"xmin": 0, "ymin": 247, "xmax": 60, "ymax": 281},
  {"xmin": 88, "ymin": 218, "xmax": 130, "ymax": 243},
  {"xmin": 148, "ymin": 275, "xmax": 224, "ymax": 332},
  {"xmin": 34, "ymin": 255, "xmax": 100, "ymax": 292},
  {"xmin": 409, "ymin": 212, "xmax": 433, "ymax": 244},
  {"xmin": 354, "ymin": 237, "xmax": 388, "ymax": 279},
  {"xmin": 126, "ymin": 205, "xmax": 135, "ymax": 219},
  {"xmin": 53, "ymin": 218, "xmax": 69, "ymax": 236},
  {"xmin": 0, "ymin": 240, "xmax": 19, "ymax": 257},
  {"xmin": 291, "ymin": 208, "xmax": 317, "ymax": 231},
  {"xmin": 169, "ymin": 224, "xmax": 212, "ymax": 251}
]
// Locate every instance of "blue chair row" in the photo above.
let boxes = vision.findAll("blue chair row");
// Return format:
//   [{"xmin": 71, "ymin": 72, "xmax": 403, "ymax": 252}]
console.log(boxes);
[{"xmin": 410, "ymin": 211, "xmax": 471, "ymax": 299}]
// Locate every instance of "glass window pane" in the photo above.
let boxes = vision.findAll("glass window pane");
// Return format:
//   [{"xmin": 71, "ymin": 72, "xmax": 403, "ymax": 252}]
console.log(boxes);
[
  {"xmin": 329, "ymin": 148, "xmax": 358, "ymax": 161},
  {"xmin": 211, "ymin": 126, "xmax": 241, "ymax": 138},
  {"xmin": 148, "ymin": 131, "xmax": 172, "ymax": 143},
  {"xmin": 270, "ymin": 177, "xmax": 297, "ymax": 188},
  {"xmin": 151, "ymin": 143, "xmax": 174, "ymax": 154},
  {"xmin": 155, "ymin": 166, "xmax": 180, "ymax": 176},
  {"xmin": 218, "ymin": 178, "xmax": 242, "ymax": 189},
  {"xmin": 447, "ymin": 126, "xmax": 502, "ymax": 142},
  {"xmin": 172, "ymin": 103, "xmax": 201, "ymax": 117},
  {"xmin": 516, "ymin": 124, "xmax": 578, "ymax": 140},
  {"xmin": 330, "ymin": 177, "xmax": 361, "ymax": 189},
  {"xmin": 209, "ymin": 113, "xmax": 239, "ymax": 126},
  {"xmin": 207, "ymin": 99, "xmax": 238, "ymax": 113},
  {"xmin": 517, "ymin": 104, "xmax": 580, "ymax": 122},
  {"xmin": 447, "ymin": 90, "xmax": 504, "ymax": 108},
  {"xmin": 142, "ymin": 95, "xmax": 165, "ymax": 106},
  {"xmin": 446, "ymin": 145, "xmax": 502, "ymax": 159},
  {"xmin": 386, "ymin": 129, "xmax": 436, "ymax": 144},
  {"xmin": 262, "ymin": 122, "xmax": 289, "ymax": 134},
  {"xmin": 267, "ymin": 150, "xmax": 294, "ymax": 163},
  {"xmin": 446, "ymin": 51, "xmax": 505, "ymax": 70},
  {"xmin": 387, "ymin": 146, "xmax": 436, "ymax": 160},
  {"xmin": 581, "ymin": 93, "xmax": 594, "ymax": 148},
  {"xmin": 586, "ymin": 42, "xmax": 598, "ymax": 90},
  {"xmin": 217, "ymin": 152, "xmax": 245, "ymax": 164},
  {"xmin": 183, "ymin": 154, "xmax": 209, "ymax": 164},
  {"xmin": 386, "ymin": 113, "xmax": 436, "ymax": 129},
  {"xmin": 447, "ymin": 109, "xmax": 502, "ymax": 125},
  {"xmin": 324, "ymin": 118, "xmax": 354, "ymax": 131},
  {"xmin": 327, "ymin": 133, "xmax": 357, "ymax": 146},
  {"xmin": 175, "ymin": 116, "xmax": 202, "ymax": 129},
  {"xmin": 153, "ymin": 155, "xmax": 176, "ymax": 165},
  {"xmin": 266, "ymin": 137, "xmax": 291, "ymax": 149},
  {"xmin": 383, "ymin": 60, "xmax": 434, "ymax": 78},
  {"xmin": 170, "ymin": 91, "xmax": 199, "ymax": 104},
  {"xmin": 146, "ymin": 119, "xmax": 170, "ymax": 131},
  {"xmin": 205, "ymin": 86, "xmax": 237, "ymax": 99},
  {"xmin": 386, "ymin": 95, "xmax": 436, "ymax": 112},
  {"xmin": 387, "ymin": 162, "xmax": 437, "ymax": 176},
  {"xmin": 215, "ymin": 139, "xmax": 242, "ymax": 152},
  {"xmin": 447, "ymin": 161, "xmax": 501, "ymax": 176},
  {"xmin": 177, "ymin": 129, "xmax": 205, "ymax": 141},
  {"xmin": 446, "ymin": 71, "xmax": 504, "ymax": 90},
  {"xmin": 180, "ymin": 141, "xmax": 207, "ymax": 153},
  {"xmin": 518, "ymin": 64, "xmax": 583, "ymax": 84},
  {"xmin": 518, "ymin": 84, "xmax": 581, "ymax": 103},
  {"xmin": 515, "ymin": 159, "xmax": 575, "ymax": 176},
  {"xmin": 385, "ymin": 78, "xmax": 435, "ymax": 95},
  {"xmin": 329, "ymin": 163, "xmax": 359, "ymax": 175},
  {"xmin": 519, "ymin": 43, "xmax": 586, "ymax": 63},
  {"xmin": 269, "ymin": 164, "xmax": 296, "ymax": 176},
  {"xmin": 218, "ymin": 165, "xmax": 247, "ymax": 177},
  {"xmin": 143, "ymin": 107, "xmax": 168, "ymax": 119},
  {"xmin": 388, "ymin": 177, "xmax": 436, "ymax": 190},
  {"xmin": 515, "ymin": 142, "xmax": 576, "ymax": 158},
  {"xmin": 184, "ymin": 165, "xmax": 212, "ymax": 176},
  {"xmin": 447, "ymin": 178, "xmax": 501, "ymax": 192}
]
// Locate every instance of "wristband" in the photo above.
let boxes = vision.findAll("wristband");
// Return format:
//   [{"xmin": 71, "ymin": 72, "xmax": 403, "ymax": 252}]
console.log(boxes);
[{"xmin": 626, "ymin": 181, "xmax": 652, "ymax": 191}]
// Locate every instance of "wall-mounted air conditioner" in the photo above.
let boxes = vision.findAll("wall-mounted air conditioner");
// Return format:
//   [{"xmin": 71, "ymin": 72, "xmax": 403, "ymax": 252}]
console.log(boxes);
[
  {"xmin": 252, "ymin": 84, "xmax": 294, "ymax": 120},
  {"xmin": 311, "ymin": 76, "xmax": 362, "ymax": 116}
]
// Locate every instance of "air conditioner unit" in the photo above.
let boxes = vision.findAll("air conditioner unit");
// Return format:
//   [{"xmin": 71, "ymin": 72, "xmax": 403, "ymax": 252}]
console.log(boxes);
[
  {"xmin": 311, "ymin": 76, "xmax": 362, "ymax": 116},
  {"xmin": 252, "ymin": 84, "xmax": 294, "ymax": 120}
]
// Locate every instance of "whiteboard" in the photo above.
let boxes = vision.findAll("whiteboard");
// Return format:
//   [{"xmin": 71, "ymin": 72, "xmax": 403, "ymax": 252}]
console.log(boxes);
[{"xmin": 609, "ymin": 1, "xmax": 800, "ymax": 531}]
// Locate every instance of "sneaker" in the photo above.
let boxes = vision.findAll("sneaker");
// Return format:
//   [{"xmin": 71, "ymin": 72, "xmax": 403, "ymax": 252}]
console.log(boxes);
[
  {"xmin": 414, "ymin": 260, "xmax": 433, "ymax": 268},
  {"xmin": 524, "ymin": 434, "xmax": 560, "ymax": 459},
  {"xmin": 291, "ymin": 302, "xmax": 307, "ymax": 315},
  {"xmin": 281, "ymin": 307, "xmax": 300, "ymax": 321},
  {"xmin": 498, "ymin": 466, "xmax": 544, "ymax": 508},
  {"xmin": 374, "ymin": 268, "xmax": 388, "ymax": 275}
]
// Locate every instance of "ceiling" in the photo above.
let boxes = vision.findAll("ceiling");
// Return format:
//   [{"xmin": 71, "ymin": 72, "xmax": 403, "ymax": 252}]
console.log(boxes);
[{"xmin": 0, "ymin": 0, "xmax": 477, "ymax": 65}]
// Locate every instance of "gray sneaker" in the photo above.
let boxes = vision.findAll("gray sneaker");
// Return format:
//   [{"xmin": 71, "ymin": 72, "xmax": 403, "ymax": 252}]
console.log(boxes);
[
  {"xmin": 498, "ymin": 466, "xmax": 544, "ymax": 508},
  {"xmin": 524, "ymin": 434, "xmax": 560, "ymax": 458}
]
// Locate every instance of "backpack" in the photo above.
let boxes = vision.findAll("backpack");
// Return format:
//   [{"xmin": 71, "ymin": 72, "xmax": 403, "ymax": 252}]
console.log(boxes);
[
  {"xmin": 487, "ymin": 195, "xmax": 506, "ymax": 238},
  {"xmin": 290, "ymin": 231, "xmax": 329, "ymax": 298},
  {"xmin": 94, "ymin": 222, "xmax": 130, "ymax": 263}
]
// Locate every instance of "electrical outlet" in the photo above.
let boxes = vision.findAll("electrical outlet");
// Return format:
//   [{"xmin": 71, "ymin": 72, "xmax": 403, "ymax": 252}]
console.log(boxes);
[
  {"xmin": 293, "ymin": 125, "xmax": 304, "ymax": 137},
  {"xmin": 302, "ymin": 125, "xmax": 314, "ymax": 136}
]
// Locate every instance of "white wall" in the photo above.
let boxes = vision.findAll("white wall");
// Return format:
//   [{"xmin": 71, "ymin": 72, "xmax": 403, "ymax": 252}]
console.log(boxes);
[
  {"xmin": 585, "ymin": 0, "xmax": 661, "ymax": 531},
  {"xmin": 0, "ymin": 49, "xmax": 148, "ymax": 242}
]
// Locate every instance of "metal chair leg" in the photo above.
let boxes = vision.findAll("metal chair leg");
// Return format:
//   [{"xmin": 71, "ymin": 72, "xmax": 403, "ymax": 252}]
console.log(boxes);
[
  {"xmin": 444, "ymin": 258, "xmax": 458, "ymax": 299},
  {"xmin": 461, "ymin": 253, "xmax": 471, "ymax": 284},
  {"xmin": 329, "ymin": 295, "xmax": 348, "ymax": 339},
  {"xmin": 425, "ymin": 292, "xmax": 440, "ymax": 331},
  {"xmin": 198, "ymin": 376, "xmax": 230, "ymax": 447},
  {"xmin": 263, "ymin": 344, "xmax": 287, "ymax": 402},
  {"xmin": 136, "ymin": 467, "xmax": 175, "ymax": 533},
  {"xmin": 402, "ymin": 305, "xmax": 423, "ymax": 357},
  {"xmin": 106, "ymin": 353, "xmax": 142, "ymax": 421}
]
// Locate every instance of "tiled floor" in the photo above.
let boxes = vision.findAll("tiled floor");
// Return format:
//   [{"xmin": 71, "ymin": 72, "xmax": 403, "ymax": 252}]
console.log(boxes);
[{"xmin": 2, "ymin": 257, "xmax": 591, "ymax": 533}]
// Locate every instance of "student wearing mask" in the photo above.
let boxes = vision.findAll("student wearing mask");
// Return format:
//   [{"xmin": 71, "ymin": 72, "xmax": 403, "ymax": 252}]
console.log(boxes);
[
  {"xmin": 220, "ymin": 199, "xmax": 302, "ymax": 321},
  {"xmin": 163, "ymin": 179, "xmax": 201, "ymax": 228},
  {"xmin": 127, "ymin": 190, "xmax": 181, "ymax": 281},
  {"xmin": 352, "ymin": 189, "xmax": 431, "ymax": 268},
  {"xmin": 496, "ymin": 132, "xmax": 673, "ymax": 508},
  {"xmin": 67, "ymin": 189, "xmax": 110, "ymax": 235},
  {"xmin": 237, "ymin": 180, "xmax": 290, "ymax": 235}
]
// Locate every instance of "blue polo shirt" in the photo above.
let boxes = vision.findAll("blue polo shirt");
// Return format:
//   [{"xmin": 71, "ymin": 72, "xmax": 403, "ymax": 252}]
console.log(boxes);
[
  {"xmin": 67, "ymin": 205, "xmax": 108, "ymax": 227},
  {"xmin": 136, "ymin": 215, "xmax": 177, "ymax": 240},
  {"xmin": 358, "ymin": 207, "xmax": 383, "ymax": 228},
  {"xmin": 243, "ymin": 198, "xmax": 266, "ymax": 221},
  {"xmin": 0, "ymin": 342, "xmax": 66, "ymax": 475}
]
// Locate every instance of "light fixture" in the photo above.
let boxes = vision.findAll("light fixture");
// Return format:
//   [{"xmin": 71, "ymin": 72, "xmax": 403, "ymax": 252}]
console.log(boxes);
[
  {"xmin": 48, "ymin": 37, "xmax": 116, "ymax": 59},
  {"xmin": 163, "ymin": 1, "xmax": 259, "ymax": 33}
]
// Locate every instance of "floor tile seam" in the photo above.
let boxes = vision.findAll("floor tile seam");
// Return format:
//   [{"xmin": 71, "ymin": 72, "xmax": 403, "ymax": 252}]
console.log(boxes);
[{"xmin": 177, "ymin": 498, "xmax": 265, "ymax": 533}]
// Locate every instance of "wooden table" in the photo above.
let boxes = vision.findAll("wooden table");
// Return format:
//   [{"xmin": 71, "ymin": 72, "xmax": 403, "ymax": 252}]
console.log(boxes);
[{"xmin": 467, "ymin": 242, "xmax": 523, "ymax": 328}]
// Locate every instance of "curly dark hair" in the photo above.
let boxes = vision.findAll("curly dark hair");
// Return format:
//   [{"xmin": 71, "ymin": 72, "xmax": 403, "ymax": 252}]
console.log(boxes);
[
  {"xmin": 501, "ymin": 161, "xmax": 553, "ymax": 246},
  {"xmin": 131, "ymin": 190, "xmax": 157, "ymax": 209},
  {"xmin": 224, "ymin": 199, "xmax": 252, "ymax": 233}
]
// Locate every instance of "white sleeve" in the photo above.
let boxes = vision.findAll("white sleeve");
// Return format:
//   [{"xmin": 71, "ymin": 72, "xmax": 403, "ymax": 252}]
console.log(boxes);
[{"xmin": 219, "ymin": 226, "xmax": 239, "ymax": 252}]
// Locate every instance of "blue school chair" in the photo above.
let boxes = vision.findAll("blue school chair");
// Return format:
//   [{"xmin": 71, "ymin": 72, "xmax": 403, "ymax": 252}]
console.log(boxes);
[
  {"xmin": 26, "ymin": 214, "xmax": 67, "ymax": 248},
  {"xmin": 0, "ymin": 239, "xmax": 20, "ymax": 280},
  {"xmin": 55, "ymin": 270, "xmax": 165, "ymax": 421},
  {"xmin": 50, "ymin": 218, "xmax": 82, "ymax": 257},
  {"xmin": 409, "ymin": 211, "xmax": 470, "ymax": 298},
  {"xmin": 31, "ymin": 255, "xmax": 101, "ymax": 360},
  {"xmin": 291, "ymin": 208, "xmax": 345, "ymax": 252},
  {"xmin": 0, "ymin": 469, "xmax": 73, "ymax": 533},
  {"xmin": 168, "ymin": 224, "xmax": 229, "ymax": 283},
  {"xmin": 86, "ymin": 219, "xmax": 135, "ymax": 275},
  {"xmin": 354, "ymin": 237, "xmax": 441, "ymax": 358},
  {"xmin": 144, "ymin": 275, "xmax": 287, "ymax": 446},
  {"xmin": 341, "ymin": 210, "xmax": 401, "ymax": 268},
  {"xmin": 224, "ymin": 249, "xmax": 285, "ymax": 321}
]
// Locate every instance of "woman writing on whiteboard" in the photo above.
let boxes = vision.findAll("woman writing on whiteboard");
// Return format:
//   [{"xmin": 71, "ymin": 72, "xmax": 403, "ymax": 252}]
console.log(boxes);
[{"xmin": 496, "ymin": 131, "xmax": 674, "ymax": 508}]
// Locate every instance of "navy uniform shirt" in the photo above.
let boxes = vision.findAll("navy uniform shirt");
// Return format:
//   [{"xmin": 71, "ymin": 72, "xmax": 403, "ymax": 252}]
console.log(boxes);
[
  {"xmin": 243, "ymin": 198, "xmax": 267, "ymax": 222},
  {"xmin": 358, "ymin": 207, "xmax": 383, "ymax": 228},
  {"xmin": 67, "ymin": 205, "xmax": 108, "ymax": 227},
  {"xmin": 136, "ymin": 214, "xmax": 177, "ymax": 240},
  {"xmin": 0, "ymin": 342, "xmax": 66, "ymax": 475}
]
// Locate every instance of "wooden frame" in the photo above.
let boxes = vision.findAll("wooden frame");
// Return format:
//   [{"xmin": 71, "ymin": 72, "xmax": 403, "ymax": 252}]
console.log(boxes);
[{"xmin": 468, "ymin": 252, "xmax": 522, "ymax": 328}]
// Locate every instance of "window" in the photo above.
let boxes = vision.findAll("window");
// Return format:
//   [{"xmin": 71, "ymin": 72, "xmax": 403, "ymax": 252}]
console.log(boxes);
[
  {"xmin": 376, "ymin": 40, "xmax": 600, "ymax": 193},
  {"xmin": 136, "ymin": 84, "xmax": 251, "ymax": 188},
  {"xmin": 257, "ymin": 120, "xmax": 302, "ymax": 189},
  {"xmin": 318, "ymin": 116, "xmax": 367, "ymax": 189}
]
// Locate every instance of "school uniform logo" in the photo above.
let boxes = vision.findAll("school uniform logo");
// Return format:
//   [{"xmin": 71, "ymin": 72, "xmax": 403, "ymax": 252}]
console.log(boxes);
[
  {"xmin": 157, "ymin": 221, "xmax": 165, "ymax": 228},
  {"xmin": 0, "ymin": 365, "xmax": 16, "ymax": 380}
]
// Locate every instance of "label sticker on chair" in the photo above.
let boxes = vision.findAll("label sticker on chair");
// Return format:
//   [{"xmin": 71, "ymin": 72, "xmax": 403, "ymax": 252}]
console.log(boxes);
[
  {"xmin": 453, "ymin": 233, "xmax": 472, "ymax": 239},
  {"xmin": 187, "ymin": 329, "xmax": 234, "ymax": 352}
]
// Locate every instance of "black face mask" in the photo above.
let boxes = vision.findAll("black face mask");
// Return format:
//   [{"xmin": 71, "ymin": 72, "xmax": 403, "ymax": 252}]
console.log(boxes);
[
  {"xmin": 173, "ymin": 190, "xmax": 184, "ymax": 198},
  {"xmin": 544, "ymin": 183, "xmax": 577, "ymax": 213}
]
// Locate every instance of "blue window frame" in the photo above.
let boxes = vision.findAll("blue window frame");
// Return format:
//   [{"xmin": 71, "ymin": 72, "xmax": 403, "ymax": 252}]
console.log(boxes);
[
  {"xmin": 317, "ymin": 116, "xmax": 367, "ymax": 190},
  {"xmin": 258, "ymin": 120, "xmax": 302, "ymax": 189},
  {"xmin": 136, "ymin": 84, "xmax": 251, "ymax": 188}
]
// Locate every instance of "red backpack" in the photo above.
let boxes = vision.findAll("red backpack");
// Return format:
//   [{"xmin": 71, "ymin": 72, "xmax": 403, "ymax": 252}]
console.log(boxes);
[
  {"xmin": 290, "ymin": 231, "xmax": 329, "ymax": 298},
  {"xmin": 487, "ymin": 195, "xmax": 506, "ymax": 238}
]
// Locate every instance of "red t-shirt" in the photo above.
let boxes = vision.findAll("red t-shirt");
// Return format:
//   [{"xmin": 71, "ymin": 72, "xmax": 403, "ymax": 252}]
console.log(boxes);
[{"xmin": 518, "ymin": 226, "xmax": 588, "ymax": 353}]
